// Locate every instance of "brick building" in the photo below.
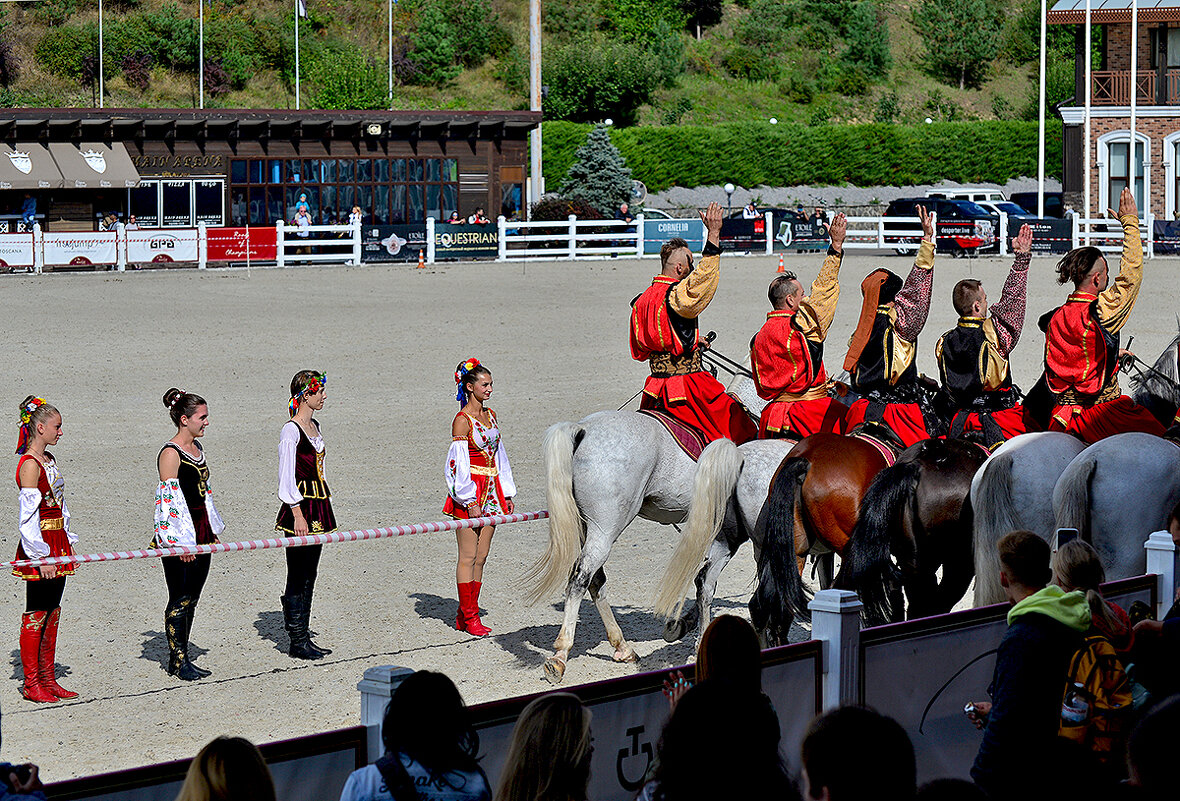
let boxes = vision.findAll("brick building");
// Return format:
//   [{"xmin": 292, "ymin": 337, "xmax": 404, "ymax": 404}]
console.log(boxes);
[{"xmin": 1051, "ymin": 0, "xmax": 1180, "ymax": 221}]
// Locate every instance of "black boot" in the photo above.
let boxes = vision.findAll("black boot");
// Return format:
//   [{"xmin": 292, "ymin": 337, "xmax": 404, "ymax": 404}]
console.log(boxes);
[
  {"xmin": 281, "ymin": 593, "xmax": 322, "ymax": 660},
  {"xmin": 302, "ymin": 586, "xmax": 332, "ymax": 657},
  {"xmin": 164, "ymin": 598, "xmax": 203, "ymax": 681},
  {"xmin": 182, "ymin": 600, "xmax": 212, "ymax": 678}
]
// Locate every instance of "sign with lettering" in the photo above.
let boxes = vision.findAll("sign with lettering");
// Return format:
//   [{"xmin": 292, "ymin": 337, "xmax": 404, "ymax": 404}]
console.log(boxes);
[
  {"xmin": 642, "ymin": 218, "xmax": 704, "ymax": 254},
  {"xmin": 433, "ymin": 223, "xmax": 498, "ymax": 259},
  {"xmin": 361, "ymin": 224, "xmax": 428, "ymax": 262},
  {"xmin": 206, "ymin": 226, "xmax": 278, "ymax": 262},
  {"xmin": 131, "ymin": 154, "xmax": 226, "ymax": 176},
  {"xmin": 43, "ymin": 232, "xmax": 118, "ymax": 266},
  {"xmin": 126, "ymin": 229, "xmax": 199, "ymax": 263},
  {"xmin": 0, "ymin": 233, "xmax": 34, "ymax": 268}
]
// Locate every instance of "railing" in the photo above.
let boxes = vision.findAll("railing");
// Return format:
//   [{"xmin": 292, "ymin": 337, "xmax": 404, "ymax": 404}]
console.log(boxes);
[
  {"xmin": 275, "ymin": 220, "xmax": 361, "ymax": 267},
  {"xmin": 1092, "ymin": 69, "xmax": 1158, "ymax": 104},
  {"xmin": 498, "ymin": 215, "xmax": 642, "ymax": 260}
]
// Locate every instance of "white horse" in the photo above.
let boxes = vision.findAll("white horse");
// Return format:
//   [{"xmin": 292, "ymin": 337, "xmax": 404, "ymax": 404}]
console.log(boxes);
[{"xmin": 526, "ymin": 371, "xmax": 783, "ymax": 683}]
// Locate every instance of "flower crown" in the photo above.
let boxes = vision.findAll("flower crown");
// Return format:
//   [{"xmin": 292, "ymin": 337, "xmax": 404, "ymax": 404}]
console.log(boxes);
[
  {"xmin": 454, "ymin": 358, "xmax": 481, "ymax": 405},
  {"xmin": 290, "ymin": 372, "xmax": 327, "ymax": 417},
  {"xmin": 19, "ymin": 397, "xmax": 46, "ymax": 425}
]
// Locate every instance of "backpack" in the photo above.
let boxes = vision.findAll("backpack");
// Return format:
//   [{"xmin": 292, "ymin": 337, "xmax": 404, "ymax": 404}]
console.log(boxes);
[{"xmin": 1057, "ymin": 633, "xmax": 1134, "ymax": 762}]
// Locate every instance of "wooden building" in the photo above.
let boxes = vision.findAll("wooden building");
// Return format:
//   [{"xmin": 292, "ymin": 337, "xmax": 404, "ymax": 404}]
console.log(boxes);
[
  {"xmin": 0, "ymin": 109, "xmax": 539, "ymax": 231},
  {"xmin": 1051, "ymin": 0, "xmax": 1180, "ymax": 220}
]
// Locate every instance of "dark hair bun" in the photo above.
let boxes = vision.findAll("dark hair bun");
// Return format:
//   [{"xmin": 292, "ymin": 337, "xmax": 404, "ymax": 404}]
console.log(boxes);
[{"xmin": 163, "ymin": 388, "xmax": 183, "ymax": 409}]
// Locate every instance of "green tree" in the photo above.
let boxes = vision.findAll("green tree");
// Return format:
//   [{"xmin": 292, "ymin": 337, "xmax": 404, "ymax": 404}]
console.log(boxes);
[
  {"xmin": 559, "ymin": 125, "xmax": 633, "ymax": 217},
  {"xmin": 842, "ymin": 1, "xmax": 891, "ymax": 78},
  {"xmin": 408, "ymin": 2, "xmax": 460, "ymax": 86},
  {"xmin": 603, "ymin": 0, "xmax": 686, "ymax": 41},
  {"xmin": 543, "ymin": 36, "xmax": 657, "ymax": 126},
  {"xmin": 308, "ymin": 44, "xmax": 386, "ymax": 109},
  {"xmin": 912, "ymin": 0, "xmax": 1004, "ymax": 89}
]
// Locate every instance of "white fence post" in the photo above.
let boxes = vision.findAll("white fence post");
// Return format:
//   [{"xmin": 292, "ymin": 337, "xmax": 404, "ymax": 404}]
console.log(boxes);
[
  {"xmin": 198, "ymin": 222, "xmax": 207, "ymax": 270},
  {"xmin": 276, "ymin": 220, "xmax": 286, "ymax": 269},
  {"xmin": 426, "ymin": 217, "xmax": 436, "ymax": 264},
  {"xmin": 764, "ymin": 210, "xmax": 773, "ymax": 255},
  {"xmin": 998, "ymin": 212, "xmax": 1008, "ymax": 257},
  {"xmin": 877, "ymin": 217, "xmax": 885, "ymax": 249},
  {"xmin": 1145, "ymin": 532, "xmax": 1178, "ymax": 620},
  {"xmin": 497, "ymin": 216, "xmax": 507, "ymax": 261},
  {"xmin": 351, "ymin": 219, "xmax": 362, "ymax": 266},
  {"xmin": 809, "ymin": 589, "xmax": 863, "ymax": 710},
  {"xmin": 33, "ymin": 223, "xmax": 43, "ymax": 275},
  {"xmin": 1073, "ymin": 210, "xmax": 1082, "ymax": 248},
  {"xmin": 357, "ymin": 665, "xmax": 415, "ymax": 763},
  {"xmin": 1146, "ymin": 212, "xmax": 1155, "ymax": 260},
  {"xmin": 568, "ymin": 214, "xmax": 577, "ymax": 260},
  {"xmin": 635, "ymin": 214, "xmax": 644, "ymax": 258},
  {"xmin": 116, "ymin": 225, "xmax": 126, "ymax": 272}
]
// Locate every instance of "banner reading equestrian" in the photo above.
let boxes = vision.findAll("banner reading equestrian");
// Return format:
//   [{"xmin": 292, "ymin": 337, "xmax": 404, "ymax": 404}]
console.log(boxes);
[{"xmin": 433, "ymin": 223, "xmax": 498, "ymax": 259}]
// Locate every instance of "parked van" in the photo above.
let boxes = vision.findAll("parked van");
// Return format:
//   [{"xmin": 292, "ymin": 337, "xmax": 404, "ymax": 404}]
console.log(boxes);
[{"xmin": 926, "ymin": 188, "xmax": 1007, "ymax": 204}]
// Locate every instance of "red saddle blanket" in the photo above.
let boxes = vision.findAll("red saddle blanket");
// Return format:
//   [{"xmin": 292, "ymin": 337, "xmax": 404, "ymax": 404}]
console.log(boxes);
[
  {"xmin": 639, "ymin": 409, "xmax": 710, "ymax": 461},
  {"xmin": 850, "ymin": 430, "xmax": 898, "ymax": 467}
]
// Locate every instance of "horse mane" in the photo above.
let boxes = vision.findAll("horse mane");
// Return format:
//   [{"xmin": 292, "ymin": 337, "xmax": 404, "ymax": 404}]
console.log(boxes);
[{"xmin": 1128, "ymin": 329, "xmax": 1180, "ymax": 425}]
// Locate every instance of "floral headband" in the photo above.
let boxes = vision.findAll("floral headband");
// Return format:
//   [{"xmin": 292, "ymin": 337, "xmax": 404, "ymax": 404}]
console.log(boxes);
[
  {"xmin": 454, "ymin": 358, "xmax": 481, "ymax": 405},
  {"xmin": 16, "ymin": 397, "xmax": 47, "ymax": 455},
  {"xmin": 290, "ymin": 373, "xmax": 326, "ymax": 417}
]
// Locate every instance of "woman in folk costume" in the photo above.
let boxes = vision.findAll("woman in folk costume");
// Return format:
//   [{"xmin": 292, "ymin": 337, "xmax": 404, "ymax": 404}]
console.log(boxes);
[
  {"xmin": 154, "ymin": 388, "xmax": 225, "ymax": 681},
  {"xmin": 444, "ymin": 359, "xmax": 516, "ymax": 636},
  {"xmin": 13, "ymin": 397, "xmax": 79, "ymax": 703},
  {"xmin": 276, "ymin": 370, "xmax": 335, "ymax": 660}
]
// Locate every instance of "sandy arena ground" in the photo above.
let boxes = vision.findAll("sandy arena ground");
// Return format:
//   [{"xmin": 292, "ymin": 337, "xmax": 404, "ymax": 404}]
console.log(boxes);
[{"xmin": 1, "ymin": 244, "xmax": 1176, "ymax": 781}]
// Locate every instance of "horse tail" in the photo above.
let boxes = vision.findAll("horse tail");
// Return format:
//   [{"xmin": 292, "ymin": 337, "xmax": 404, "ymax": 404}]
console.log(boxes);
[
  {"xmin": 837, "ymin": 457, "xmax": 922, "ymax": 626},
  {"xmin": 654, "ymin": 438, "xmax": 744, "ymax": 620},
  {"xmin": 1054, "ymin": 455, "xmax": 1097, "ymax": 542},
  {"xmin": 524, "ymin": 421, "xmax": 585, "ymax": 605},
  {"xmin": 751, "ymin": 456, "xmax": 812, "ymax": 637},
  {"xmin": 972, "ymin": 450, "xmax": 1021, "ymax": 606}
]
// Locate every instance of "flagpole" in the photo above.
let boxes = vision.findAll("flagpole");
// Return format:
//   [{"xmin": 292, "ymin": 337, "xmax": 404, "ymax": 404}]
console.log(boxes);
[
  {"xmin": 1037, "ymin": 0, "xmax": 1046, "ymax": 218},
  {"xmin": 294, "ymin": 0, "xmax": 300, "ymax": 110},
  {"xmin": 388, "ymin": 0, "xmax": 394, "ymax": 109},
  {"xmin": 98, "ymin": 0, "xmax": 104, "ymax": 108},
  {"xmin": 199, "ymin": 0, "xmax": 204, "ymax": 109}
]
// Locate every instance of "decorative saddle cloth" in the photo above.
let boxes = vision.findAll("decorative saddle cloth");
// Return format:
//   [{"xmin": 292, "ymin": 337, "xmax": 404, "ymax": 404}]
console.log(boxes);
[{"xmin": 639, "ymin": 409, "xmax": 710, "ymax": 461}]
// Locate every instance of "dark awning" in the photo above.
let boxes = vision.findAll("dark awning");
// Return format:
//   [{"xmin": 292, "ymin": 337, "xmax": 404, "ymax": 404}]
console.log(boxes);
[
  {"xmin": 48, "ymin": 142, "xmax": 140, "ymax": 188},
  {"xmin": 0, "ymin": 143, "xmax": 65, "ymax": 190}
]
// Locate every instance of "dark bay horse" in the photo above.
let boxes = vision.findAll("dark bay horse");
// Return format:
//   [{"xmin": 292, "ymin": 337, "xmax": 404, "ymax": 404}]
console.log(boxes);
[{"xmin": 836, "ymin": 437, "xmax": 989, "ymax": 627}]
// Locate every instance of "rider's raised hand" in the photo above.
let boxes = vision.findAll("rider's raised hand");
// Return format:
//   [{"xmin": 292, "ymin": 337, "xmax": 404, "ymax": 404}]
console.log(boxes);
[
  {"xmin": 1108, "ymin": 186, "xmax": 1138, "ymax": 221},
  {"xmin": 825, "ymin": 212, "xmax": 847, "ymax": 252},
  {"xmin": 917, "ymin": 204, "xmax": 935, "ymax": 243},
  {"xmin": 1012, "ymin": 224, "xmax": 1033, "ymax": 255},
  {"xmin": 699, "ymin": 202, "xmax": 724, "ymax": 245}
]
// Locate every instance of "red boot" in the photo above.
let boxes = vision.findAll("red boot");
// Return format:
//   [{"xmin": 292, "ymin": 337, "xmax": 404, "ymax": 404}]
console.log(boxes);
[
  {"xmin": 19, "ymin": 612, "xmax": 57, "ymax": 703},
  {"xmin": 455, "ymin": 583, "xmax": 466, "ymax": 631},
  {"xmin": 456, "ymin": 582, "xmax": 490, "ymax": 637},
  {"xmin": 472, "ymin": 581, "xmax": 491, "ymax": 633},
  {"xmin": 40, "ymin": 607, "xmax": 78, "ymax": 700}
]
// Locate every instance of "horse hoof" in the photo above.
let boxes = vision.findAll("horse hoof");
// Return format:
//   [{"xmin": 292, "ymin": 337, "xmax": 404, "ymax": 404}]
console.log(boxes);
[
  {"xmin": 662, "ymin": 619, "xmax": 685, "ymax": 643},
  {"xmin": 543, "ymin": 656, "xmax": 566, "ymax": 684},
  {"xmin": 613, "ymin": 647, "xmax": 639, "ymax": 664}
]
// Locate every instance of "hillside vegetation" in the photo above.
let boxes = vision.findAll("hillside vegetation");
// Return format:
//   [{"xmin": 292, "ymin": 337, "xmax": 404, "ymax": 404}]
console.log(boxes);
[{"xmin": 0, "ymin": 0, "xmax": 1075, "ymax": 127}]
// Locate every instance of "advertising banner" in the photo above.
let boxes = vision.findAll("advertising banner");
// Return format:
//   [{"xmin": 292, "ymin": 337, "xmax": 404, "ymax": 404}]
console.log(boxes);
[
  {"xmin": 1153, "ymin": 219, "xmax": 1180, "ymax": 254},
  {"xmin": 361, "ymin": 224, "xmax": 428, "ymax": 263},
  {"xmin": 43, "ymin": 232, "xmax": 117, "ymax": 266},
  {"xmin": 206, "ymin": 227, "xmax": 278, "ymax": 262},
  {"xmin": 0, "ymin": 233, "xmax": 34, "ymax": 268},
  {"xmin": 642, "ymin": 218, "xmax": 704, "ymax": 254},
  {"xmin": 776, "ymin": 218, "xmax": 828, "ymax": 252},
  {"xmin": 720, "ymin": 217, "xmax": 765, "ymax": 250},
  {"xmin": 1026, "ymin": 218, "xmax": 1074, "ymax": 254},
  {"xmin": 126, "ymin": 229, "xmax": 199, "ymax": 263},
  {"xmin": 434, "ymin": 223, "xmax": 498, "ymax": 260}
]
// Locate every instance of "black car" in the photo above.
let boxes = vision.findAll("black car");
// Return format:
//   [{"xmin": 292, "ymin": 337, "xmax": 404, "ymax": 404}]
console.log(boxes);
[
  {"xmin": 883, "ymin": 198, "xmax": 998, "ymax": 256},
  {"xmin": 1009, "ymin": 191, "xmax": 1064, "ymax": 219},
  {"xmin": 720, "ymin": 207, "xmax": 809, "ymax": 251}
]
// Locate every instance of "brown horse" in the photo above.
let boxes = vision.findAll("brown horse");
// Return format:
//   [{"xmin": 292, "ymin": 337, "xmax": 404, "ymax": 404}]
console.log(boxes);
[
  {"xmin": 749, "ymin": 431, "xmax": 893, "ymax": 646},
  {"xmin": 835, "ymin": 437, "xmax": 990, "ymax": 627}
]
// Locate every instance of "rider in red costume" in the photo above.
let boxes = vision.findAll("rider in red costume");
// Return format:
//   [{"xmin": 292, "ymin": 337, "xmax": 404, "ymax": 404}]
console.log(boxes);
[
  {"xmin": 935, "ymin": 224, "xmax": 1037, "ymax": 448},
  {"xmin": 750, "ymin": 213, "xmax": 849, "ymax": 439},
  {"xmin": 630, "ymin": 202, "xmax": 758, "ymax": 445},
  {"xmin": 841, "ymin": 205, "xmax": 941, "ymax": 447},
  {"xmin": 1039, "ymin": 187, "xmax": 1164, "ymax": 443}
]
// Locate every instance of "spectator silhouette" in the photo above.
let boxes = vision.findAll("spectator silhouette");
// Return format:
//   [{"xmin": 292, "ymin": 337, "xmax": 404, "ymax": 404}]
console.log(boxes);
[
  {"xmin": 494, "ymin": 693, "xmax": 591, "ymax": 801},
  {"xmin": 174, "ymin": 736, "xmax": 275, "ymax": 801},
  {"xmin": 802, "ymin": 705, "xmax": 914, "ymax": 801},
  {"xmin": 1126, "ymin": 694, "xmax": 1180, "ymax": 799},
  {"xmin": 663, "ymin": 614, "xmax": 761, "ymax": 709},
  {"xmin": 340, "ymin": 670, "xmax": 490, "ymax": 801}
]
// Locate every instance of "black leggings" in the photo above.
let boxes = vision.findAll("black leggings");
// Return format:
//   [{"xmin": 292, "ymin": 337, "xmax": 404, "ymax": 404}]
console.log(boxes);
[
  {"xmin": 284, "ymin": 544, "xmax": 322, "ymax": 597},
  {"xmin": 162, "ymin": 554, "xmax": 211, "ymax": 605},
  {"xmin": 25, "ymin": 577, "xmax": 66, "ymax": 612}
]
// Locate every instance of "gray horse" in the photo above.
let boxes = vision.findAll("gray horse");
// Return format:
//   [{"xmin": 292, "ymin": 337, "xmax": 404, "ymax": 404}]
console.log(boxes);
[{"xmin": 526, "ymin": 374, "xmax": 782, "ymax": 684}]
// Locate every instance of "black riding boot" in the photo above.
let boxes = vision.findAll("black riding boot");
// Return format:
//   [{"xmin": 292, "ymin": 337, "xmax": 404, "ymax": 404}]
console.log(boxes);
[
  {"xmin": 164, "ymin": 598, "xmax": 203, "ymax": 681},
  {"xmin": 183, "ymin": 600, "xmax": 212, "ymax": 678},
  {"xmin": 281, "ymin": 593, "xmax": 322, "ymax": 660},
  {"xmin": 302, "ymin": 585, "xmax": 332, "ymax": 657}
]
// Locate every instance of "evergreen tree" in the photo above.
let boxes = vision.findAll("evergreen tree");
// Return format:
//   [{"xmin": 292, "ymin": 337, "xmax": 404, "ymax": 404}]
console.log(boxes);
[
  {"xmin": 913, "ymin": 0, "xmax": 1004, "ymax": 90},
  {"xmin": 559, "ymin": 125, "xmax": 633, "ymax": 218},
  {"xmin": 408, "ymin": 2, "xmax": 460, "ymax": 86}
]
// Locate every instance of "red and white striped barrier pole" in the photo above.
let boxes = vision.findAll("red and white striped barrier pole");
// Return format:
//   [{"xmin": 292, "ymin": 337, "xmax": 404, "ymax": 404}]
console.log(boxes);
[{"xmin": 1, "ymin": 510, "xmax": 549, "ymax": 569}]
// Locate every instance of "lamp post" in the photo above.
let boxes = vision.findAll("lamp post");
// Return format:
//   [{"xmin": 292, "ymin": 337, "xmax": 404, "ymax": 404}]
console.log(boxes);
[
  {"xmin": 528, "ymin": 0, "xmax": 542, "ymax": 217},
  {"xmin": 724, "ymin": 182, "xmax": 735, "ymax": 215}
]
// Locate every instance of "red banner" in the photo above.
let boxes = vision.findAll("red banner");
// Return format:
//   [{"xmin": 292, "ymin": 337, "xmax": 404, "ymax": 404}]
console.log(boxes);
[{"xmin": 205, "ymin": 227, "xmax": 277, "ymax": 262}]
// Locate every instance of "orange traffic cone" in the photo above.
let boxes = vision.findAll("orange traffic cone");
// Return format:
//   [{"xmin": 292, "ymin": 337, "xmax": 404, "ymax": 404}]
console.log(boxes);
[
  {"xmin": 777, "ymin": 253, "xmax": 785, "ymax": 272},
  {"xmin": 417, "ymin": 249, "xmax": 425, "ymax": 269}
]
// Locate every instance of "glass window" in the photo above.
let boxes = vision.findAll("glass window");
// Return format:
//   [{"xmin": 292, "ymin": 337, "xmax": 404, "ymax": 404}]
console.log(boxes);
[
  {"xmin": 1108, "ymin": 140, "xmax": 1145, "ymax": 211},
  {"xmin": 339, "ymin": 185, "xmax": 355, "ymax": 214},
  {"xmin": 129, "ymin": 181, "xmax": 159, "ymax": 226},
  {"xmin": 230, "ymin": 160, "xmax": 247, "ymax": 184},
  {"xmin": 338, "ymin": 160, "xmax": 354, "ymax": 182},
  {"xmin": 443, "ymin": 158, "xmax": 458, "ymax": 182},
  {"xmin": 444, "ymin": 184, "xmax": 460, "ymax": 217},
  {"xmin": 407, "ymin": 159, "xmax": 423, "ymax": 182},
  {"xmin": 407, "ymin": 184, "xmax": 423, "ymax": 220},
  {"xmin": 426, "ymin": 184, "xmax": 441, "ymax": 220},
  {"xmin": 302, "ymin": 186, "xmax": 319, "ymax": 215},
  {"xmin": 249, "ymin": 192, "xmax": 266, "ymax": 226},
  {"xmin": 321, "ymin": 185, "xmax": 336, "ymax": 217},
  {"xmin": 269, "ymin": 160, "xmax": 282, "ymax": 184},
  {"xmin": 194, "ymin": 180, "xmax": 223, "ymax": 225},
  {"xmin": 267, "ymin": 188, "xmax": 284, "ymax": 224},
  {"xmin": 248, "ymin": 160, "xmax": 264, "ymax": 184},
  {"xmin": 358, "ymin": 185, "xmax": 373, "ymax": 217},
  {"xmin": 375, "ymin": 185, "xmax": 390, "ymax": 224},
  {"xmin": 231, "ymin": 190, "xmax": 247, "ymax": 225},
  {"xmin": 374, "ymin": 159, "xmax": 390, "ymax": 183},
  {"xmin": 390, "ymin": 158, "xmax": 406, "ymax": 182},
  {"xmin": 284, "ymin": 160, "xmax": 301, "ymax": 183},
  {"xmin": 303, "ymin": 160, "xmax": 318, "ymax": 183},
  {"xmin": 162, "ymin": 181, "xmax": 192, "ymax": 227},
  {"xmin": 426, "ymin": 159, "xmax": 441, "ymax": 182},
  {"xmin": 391, "ymin": 185, "xmax": 406, "ymax": 223},
  {"xmin": 320, "ymin": 159, "xmax": 336, "ymax": 183},
  {"xmin": 356, "ymin": 159, "xmax": 373, "ymax": 182}
]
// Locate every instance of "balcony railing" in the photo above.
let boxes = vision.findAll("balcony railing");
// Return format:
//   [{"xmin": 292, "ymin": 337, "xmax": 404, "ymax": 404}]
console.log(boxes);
[{"xmin": 1090, "ymin": 69, "xmax": 1180, "ymax": 105}]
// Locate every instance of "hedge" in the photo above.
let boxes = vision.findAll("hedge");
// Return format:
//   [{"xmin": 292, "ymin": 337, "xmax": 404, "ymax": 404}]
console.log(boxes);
[{"xmin": 542, "ymin": 120, "xmax": 1064, "ymax": 192}]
